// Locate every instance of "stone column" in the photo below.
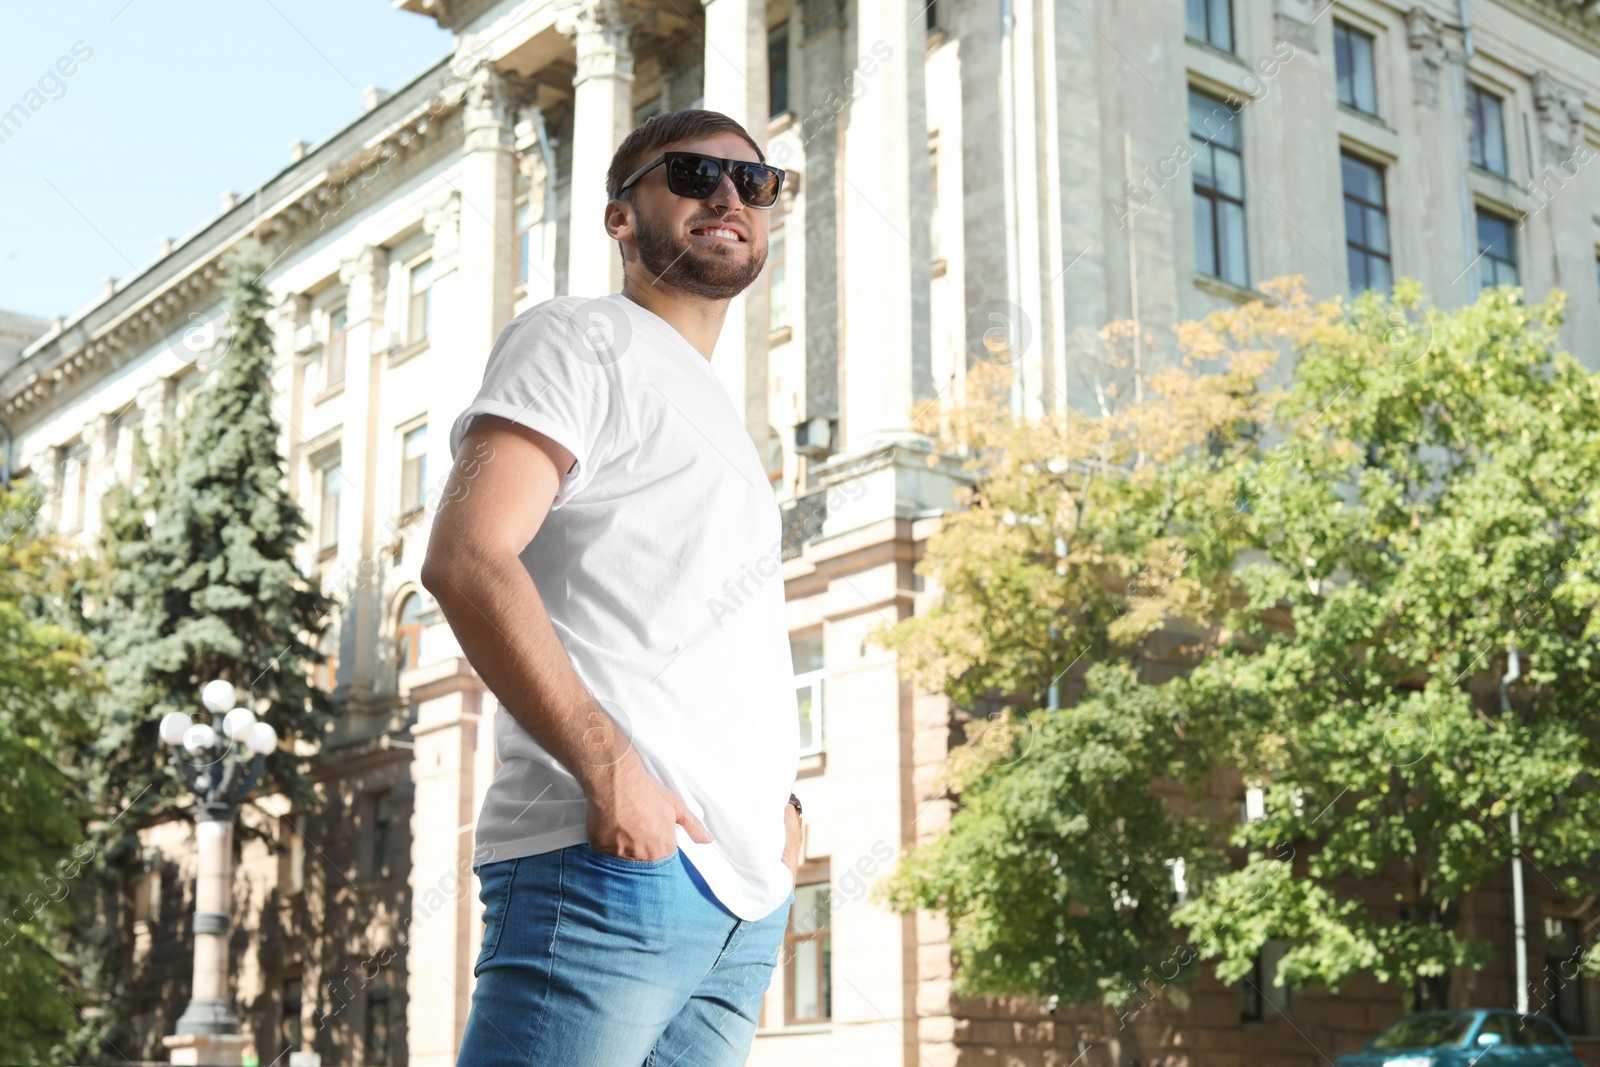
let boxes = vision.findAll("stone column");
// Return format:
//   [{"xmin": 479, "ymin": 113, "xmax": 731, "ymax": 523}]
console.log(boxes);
[
  {"xmin": 839, "ymin": 0, "xmax": 932, "ymax": 455},
  {"xmin": 334, "ymin": 245, "xmax": 388, "ymax": 711},
  {"xmin": 1530, "ymin": 72, "xmax": 1595, "ymax": 351},
  {"xmin": 81, "ymin": 410, "xmax": 117, "ymax": 538},
  {"xmin": 1404, "ymin": 8, "xmax": 1472, "ymax": 307},
  {"xmin": 559, "ymin": 0, "xmax": 634, "ymax": 298},
  {"xmin": 163, "ymin": 812, "xmax": 245, "ymax": 1066},
  {"xmin": 405, "ymin": 660, "xmax": 486, "ymax": 1067},
  {"xmin": 432, "ymin": 58, "xmax": 514, "ymax": 493},
  {"xmin": 700, "ymin": 0, "xmax": 771, "ymax": 444}
]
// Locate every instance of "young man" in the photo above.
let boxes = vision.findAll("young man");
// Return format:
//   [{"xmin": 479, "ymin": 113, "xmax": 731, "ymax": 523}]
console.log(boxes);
[{"xmin": 422, "ymin": 109, "xmax": 803, "ymax": 1066}]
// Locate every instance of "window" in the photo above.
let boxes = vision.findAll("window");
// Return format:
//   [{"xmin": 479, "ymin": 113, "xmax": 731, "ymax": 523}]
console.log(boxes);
[
  {"xmin": 325, "ymin": 306, "xmax": 348, "ymax": 389},
  {"xmin": 134, "ymin": 869, "xmax": 161, "ymax": 924},
  {"xmin": 768, "ymin": 23, "xmax": 789, "ymax": 117},
  {"xmin": 365, "ymin": 986, "xmax": 392, "ymax": 1066},
  {"xmin": 407, "ymin": 258, "xmax": 434, "ymax": 344},
  {"xmin": 396, "ymin": 593, "xmax": 423, "ymax": 674},
  {"xmin": 280, "ymin": 815, "xmax": 305, "ymax": 895},
  {"xmin": 318, "ymin": 460, "xmax": 341, "ymax": 556},
  {"xmin": 1186, "ymin": 0, "xmax": 1234, "ymax": 52},
  {"xmin": 1190, "ymin": 88, "xmax": 1248, "ymax": 287},
  {"xmin": 399, "ymin": 423, "xmax": 427, "ymax": 518},
  {"xmin": 279, "ymin": 978, "xmax": 303, "ymax": 1060},
  {"xmin": 513, "ymin": 167, "xmax": 534, "ymax": 301},
  {"xmin": 1334, "ymin": 22, "xmax": 1377, "ymax": 115},
  {"xmin": 926, "ymin": 0, "xmax": 938, "ymax": 30},
  {"xmin": 314, "ymin": 626, "xmax": 338, "ymax": 692},
  {"xmin": 1476, "ymin": 208, "xmax": 1520, "ymax": 288},
  {"xmin": 785, "ymin": 881, "xmax": 832, "ymax": 1023},
  {"xmin": 58, "ymin": 444, "xmax": 88, "ymax": 532},
  {"xmin": 1341, "ymin": 153, "xmax": 1392, "ymax": 294},
  {"xmin": 1468, "ymin": 84, "xmax": 1508, "ymax": 176},
  {"xmin": 791, "ymin": 630, "xmax": 824, "ymax": 757},
  {"xmin": 371, "ymin": 791, "xmax": 394, "ymax": 880},
  {"xmin": 769, "ymin": 225, "xmax": 789, "ymax": 333},
  {"xmin": 1239, "ymin": 939, "xmax": 1288, "ymax": 1021},
  {"xmin": 1544, "ymin": 917, "xmax": 1586, "ymax": 1035},
  {"xmin": 1240, "ymin": 786, "xmax": 1266, "ymax": 823},
  {"xmin": 1478, "ymin": 1012, "xmax": 1518, "ymax": 1045}
]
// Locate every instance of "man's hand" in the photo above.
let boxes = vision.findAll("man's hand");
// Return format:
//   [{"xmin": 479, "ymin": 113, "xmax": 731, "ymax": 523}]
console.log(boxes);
[
  {"xmin": 584, "ymin": 751, "xmax": 713, "ymax": 862},
  {"xmin": 781, "ymin": 800, "xmax": 801, "ymax": 888}
]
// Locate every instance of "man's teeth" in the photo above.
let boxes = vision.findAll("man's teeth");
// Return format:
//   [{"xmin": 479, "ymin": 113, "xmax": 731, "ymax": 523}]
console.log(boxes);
[{"xmin": 695, "ymin": 228, "xmax": 740, "ymax": 241}]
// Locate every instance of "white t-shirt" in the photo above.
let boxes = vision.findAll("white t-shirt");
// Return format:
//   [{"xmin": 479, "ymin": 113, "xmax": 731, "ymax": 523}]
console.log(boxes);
[{"xmin": 447, "ymin": 292, "xmax": 800, "ymax": 922}]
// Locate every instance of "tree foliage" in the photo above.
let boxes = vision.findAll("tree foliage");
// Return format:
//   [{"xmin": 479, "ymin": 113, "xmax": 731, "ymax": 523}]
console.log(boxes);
[
  {"xmin": 67, "ymin": 238, "xmax": 337, "ymax": 1057},
  {"xmin": 877, "ymin": 278, "xmax": 1600, "ymax": 1017},
  {"xmin": 0, "ymin": 486, "xmax": 96, "ymax": 1061}
]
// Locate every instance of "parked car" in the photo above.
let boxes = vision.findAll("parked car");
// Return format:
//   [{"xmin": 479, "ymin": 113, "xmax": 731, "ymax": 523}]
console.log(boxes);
[{"xmin": 1335, "ymin": 1009, "xmax": 1585, "ymax": 1066}]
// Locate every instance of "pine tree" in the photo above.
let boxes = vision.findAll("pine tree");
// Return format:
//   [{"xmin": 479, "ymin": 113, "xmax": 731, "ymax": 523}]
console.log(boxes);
[{"xmin": 73, "ymin": 238, "xmax": 337, "ymax": 1056}]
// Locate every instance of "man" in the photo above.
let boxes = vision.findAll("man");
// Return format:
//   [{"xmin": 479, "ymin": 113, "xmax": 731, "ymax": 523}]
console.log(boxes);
[{"xmin": 422, "ymin": 109, "xmax": 803, "ymax": 1067}]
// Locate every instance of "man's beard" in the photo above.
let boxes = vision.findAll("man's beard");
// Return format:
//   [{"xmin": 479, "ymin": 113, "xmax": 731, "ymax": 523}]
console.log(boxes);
[{"xmin": 633, "ymin": 211, "xmax": 767, "ymax": 299}]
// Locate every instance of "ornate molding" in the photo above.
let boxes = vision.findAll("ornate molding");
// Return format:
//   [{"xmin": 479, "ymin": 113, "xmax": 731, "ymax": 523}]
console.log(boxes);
[
  {"xmin": 1273, "ymin": 0, "xmax": 1319, "ymax": 53},
  {"xmin": 1533, "ymin": 70, "xmax": 1586, "ymax": 165},
  {"xmin": 557, "ymin": 0, "xmax": 637, "ymax": 85},
  {"xmin": 1405, "ymin": 6, "xmax": 1464, "ymax": 109}
]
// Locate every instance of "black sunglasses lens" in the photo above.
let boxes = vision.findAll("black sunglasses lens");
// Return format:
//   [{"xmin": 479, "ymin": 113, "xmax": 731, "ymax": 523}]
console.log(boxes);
[
  {"xmin": 730, "ymin": 163, "xmax": 781, "ymax": 207},
  {"xmin": 666, "ymin": 155, "xmax": 722, "ymax": 199}
]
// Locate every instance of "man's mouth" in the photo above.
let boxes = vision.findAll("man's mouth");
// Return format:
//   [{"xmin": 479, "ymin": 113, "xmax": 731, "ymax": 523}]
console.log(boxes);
[{"xmin": 689, "ymin": 225, "xmax": 746, "ymax": 244}]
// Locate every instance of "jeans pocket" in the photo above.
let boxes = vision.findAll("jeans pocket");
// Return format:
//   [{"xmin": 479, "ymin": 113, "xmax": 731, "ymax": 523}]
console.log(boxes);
[
  {"xmin": 473, "ymin": 857, "xmax": 520, "ymax": 977},
  {"xmin": 578, "ymin": 842, "xmax": 680, "ymax": 871}
]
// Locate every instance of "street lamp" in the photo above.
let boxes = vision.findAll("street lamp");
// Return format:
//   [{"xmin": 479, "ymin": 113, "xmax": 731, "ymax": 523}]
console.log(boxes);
[{"xmin": 159, "ymin": 679, "xmax": 278, "ymax": 1067}]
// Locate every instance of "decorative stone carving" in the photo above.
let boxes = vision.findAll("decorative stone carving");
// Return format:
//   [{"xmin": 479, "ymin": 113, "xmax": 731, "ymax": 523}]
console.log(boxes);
[
  {"xmin": 556, "ymin": 0, "xmax": 636, "ymax": 85},
  {"xmin": 1533, "ymin": 70, "xmax": 1586, "ymax": 166},
  {"xmin": 463, "ymin": 61, "xmax": 514, "ymax": 152},
  {"xmin": 423, "ymin": 191, "xmax": 463, "ymax": 261},
  {"xmin": 338, "ymin": 245, "xmax": 390, "ymax": 327},
  {"xmin": 1405, "ymin": 7, "xmax": 1462, "ymax": 108},
  {"xmin": 1273, "ymin": 0, "xmax": 1319, "ymax": 53}
]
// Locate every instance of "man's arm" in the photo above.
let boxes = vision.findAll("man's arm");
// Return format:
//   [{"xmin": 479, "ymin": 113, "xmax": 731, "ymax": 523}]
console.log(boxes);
[{"xmin": 421, "ymin": 414, "xmax": 712, "ymax": 861}]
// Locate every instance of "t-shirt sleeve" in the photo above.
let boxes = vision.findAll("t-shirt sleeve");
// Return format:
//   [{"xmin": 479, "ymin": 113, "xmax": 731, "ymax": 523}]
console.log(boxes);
[{"xmin": 448, "ymin": 299, "xmax": 615, "ymax": 509}]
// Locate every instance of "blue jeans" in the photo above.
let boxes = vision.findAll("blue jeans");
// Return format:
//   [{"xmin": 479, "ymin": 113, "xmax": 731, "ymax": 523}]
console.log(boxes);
[{"xmin": 457, "ymin": 843, "xmax": 794, "ymax": 1066}]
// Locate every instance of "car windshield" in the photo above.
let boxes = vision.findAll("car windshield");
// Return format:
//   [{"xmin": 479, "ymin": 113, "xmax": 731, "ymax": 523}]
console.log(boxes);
[{"xmin": 1371, "ymin": 1014, "xmax": 1475, "ymax": 1049}]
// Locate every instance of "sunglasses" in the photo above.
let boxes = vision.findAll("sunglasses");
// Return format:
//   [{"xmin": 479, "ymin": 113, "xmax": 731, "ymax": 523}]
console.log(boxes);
[{"xmin": 617, "ymin": 151, "xmax": 786, "ymax": 209}]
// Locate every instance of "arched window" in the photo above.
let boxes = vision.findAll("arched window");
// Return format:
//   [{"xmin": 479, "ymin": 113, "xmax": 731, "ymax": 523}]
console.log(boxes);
[{"xmin": 395, "ymin": 593, "xmax": 423, "ymax": 673}]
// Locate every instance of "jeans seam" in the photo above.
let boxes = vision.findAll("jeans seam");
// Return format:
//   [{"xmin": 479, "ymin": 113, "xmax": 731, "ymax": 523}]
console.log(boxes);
[{"xmin": 516, "ymin": 851, "xmax": 565, "ymax": 1062}]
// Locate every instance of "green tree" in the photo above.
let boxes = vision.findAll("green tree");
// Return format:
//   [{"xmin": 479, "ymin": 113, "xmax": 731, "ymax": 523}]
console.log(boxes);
[
  {"xmin": 877, "ymin": 279, "xmax": 1600, "ymax": 1023},
  {"xmin": 0, "ymin": 485, "xmax": 97, "ymax": 1060},
  {"xmin": 71, "ymin": 238, "xmax": 337, "ymax": 1056}
]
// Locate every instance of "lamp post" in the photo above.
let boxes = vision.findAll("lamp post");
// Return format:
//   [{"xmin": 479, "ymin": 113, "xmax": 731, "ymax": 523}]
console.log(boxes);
[{"xmin": 159, "ymin": 679, "xmax": 278, "ymax": 1067}]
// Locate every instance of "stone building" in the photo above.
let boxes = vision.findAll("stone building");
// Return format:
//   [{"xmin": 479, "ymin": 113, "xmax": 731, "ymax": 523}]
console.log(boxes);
[{"xmin": 5, "ymin": 0, "xmax": 1600, "ymax": 1064}]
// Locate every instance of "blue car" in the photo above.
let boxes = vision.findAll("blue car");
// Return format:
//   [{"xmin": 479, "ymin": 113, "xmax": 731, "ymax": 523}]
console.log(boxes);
[{"xmin": 1335, "ymin": 1010, "xmax": 1585, "ymax": 1066}]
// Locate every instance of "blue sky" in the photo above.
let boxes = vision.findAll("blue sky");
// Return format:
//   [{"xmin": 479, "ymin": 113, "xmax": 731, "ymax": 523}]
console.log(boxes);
[{"xmin": 0, "ymin": 1, "xmax": 453, "ymax": 324}]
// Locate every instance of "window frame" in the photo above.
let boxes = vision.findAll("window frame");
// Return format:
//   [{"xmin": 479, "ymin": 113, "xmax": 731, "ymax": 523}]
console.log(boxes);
[
  {"xmin": 370, "ymin": 790, "xmax": 394, "ymax": 881},
  {"xmin": 1186, "ymin": 0, "xmax": 1235, "ymax": 54},
  {"xmin": 1341, "ymin": 151, "xmax": 1393, "ymax": 295},
  {"xmin": 325, "ymin": 304, "xmax": 348, "ymax": 390},
  {"xmin": 768, "ymin": 22, "xmax": 790, "ymax": 118},
  {"xmin": 398, "ymin": 422, "xmax": 428, "ymax": 520},
  {"xmin": 406, "ymin": 257, "xmax": 434, "ymax": 346},
  {"xmin": 396, "ymin": 592, "xmax": 424, "ymax": 675},
  {"xmin": 1334, "ymin": 21, "xmax": 1379, "ymax": 116},
  {"xmin": 1475, "ymin": 207, "xmax": 1520, "ymax": 289},
  {"xmin": 1189, "ymin": 87, "xmax": 1250, "ymax": 288},
  {"xmin": 784, "ymin": 880, "xmax": 833, "ymax": 1024},
  {"xmin": 317, "ymin": 457, "xmax": 341, "ymax": 558},
  {"xmin": 768, "ymin": 223, "xmax": 789, "ymax": 334},
  {"xmin": 1467, "ymin": 83, "xmax": 1509, "ymax": 177}
]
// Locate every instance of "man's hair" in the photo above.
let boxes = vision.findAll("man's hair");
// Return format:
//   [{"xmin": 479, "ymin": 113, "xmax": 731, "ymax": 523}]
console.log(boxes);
[{"xmin": 605, "ymin": 109, "xmax": 764, "ymax": 203}]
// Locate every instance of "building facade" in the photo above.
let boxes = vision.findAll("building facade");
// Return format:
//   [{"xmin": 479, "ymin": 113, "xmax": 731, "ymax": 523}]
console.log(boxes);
[{"xmin": 5, "ymin": 0, "xmax": 1600, "ymax": 1064}]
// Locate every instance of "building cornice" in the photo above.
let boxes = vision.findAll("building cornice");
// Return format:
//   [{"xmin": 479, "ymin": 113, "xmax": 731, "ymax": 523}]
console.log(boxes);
[
  {"xmin": 1491, "ymin": 0, "xmax": 1600, "ymax": 59},
  {"xmin": 1, "ymin": 53, "xmax": 478, "ymax": 424}
]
